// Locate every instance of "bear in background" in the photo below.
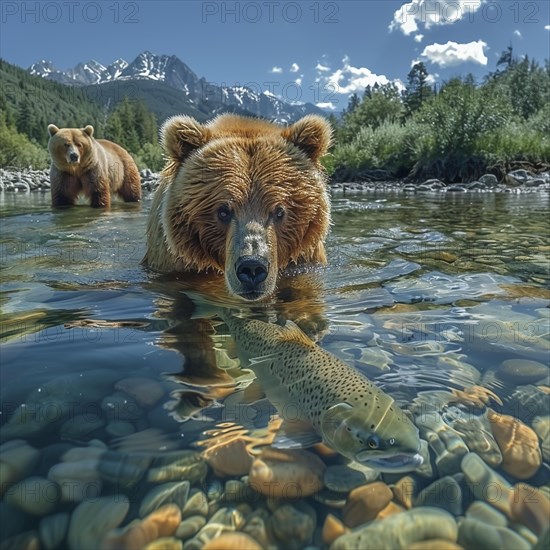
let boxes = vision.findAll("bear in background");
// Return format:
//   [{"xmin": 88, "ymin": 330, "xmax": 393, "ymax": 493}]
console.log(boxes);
[
  {"xmin": 47, "ymin": 124, "xmax": 141, "ymax": 208},
  {"xmin": 143, "ymin": 114, "xmax": 332, "ymax": 301}
]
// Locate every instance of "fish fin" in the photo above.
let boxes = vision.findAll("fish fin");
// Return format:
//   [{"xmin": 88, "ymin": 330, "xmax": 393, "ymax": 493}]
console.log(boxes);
[
  {"xmin": 242, "ymin": 379, "xmax": 266, "ymax": 403},
  {"xmin": 272, "ymin": 420, "xmax": 322, "ymax": 449},
  {"xmin": 280, "ymin": 320, "xmax": 316, "ymax": 348}
]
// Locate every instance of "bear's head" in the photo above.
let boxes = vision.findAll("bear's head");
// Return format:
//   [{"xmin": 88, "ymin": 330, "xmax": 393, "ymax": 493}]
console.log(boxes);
[
  {"xmin": 48, "ymin": 125, "xmax": 95, "ymax": 169},
  {"xmin": 160, "ymin": 114, "xmax": 332, "ymax": 301}
]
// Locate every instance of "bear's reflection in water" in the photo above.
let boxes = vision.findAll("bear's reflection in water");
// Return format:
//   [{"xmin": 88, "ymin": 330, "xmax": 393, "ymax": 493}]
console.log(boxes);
[{"xmin": 147, "ymin": 268, "xmax": 328, "ymax": 424}]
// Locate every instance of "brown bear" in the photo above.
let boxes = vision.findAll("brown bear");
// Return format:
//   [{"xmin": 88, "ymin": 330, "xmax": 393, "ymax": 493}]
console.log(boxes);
[
  {"xmin": 143, "ymin": 114, "xmax": 332, "ymax": 301},
  {"xmin": 47, "ymin": 124, "xmax": 141, "ymax": 208}
]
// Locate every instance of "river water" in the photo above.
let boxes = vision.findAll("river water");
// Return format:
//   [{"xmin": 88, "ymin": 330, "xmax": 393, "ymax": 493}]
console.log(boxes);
[{"xmin": 1, "ymin": 190, "xmax": 549, "ymax": 548}]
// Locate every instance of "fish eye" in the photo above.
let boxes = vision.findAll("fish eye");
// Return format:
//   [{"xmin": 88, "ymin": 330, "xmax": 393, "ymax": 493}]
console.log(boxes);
[
  {"xmin": 366, "ymin": 435, "xmax": 381, "ymax": 449},
  {"xmin": 389, "ymin": 438, "xmax": 395, "ymax": 446},
  {"xmin": 217, "ymin": 205, "xmax": 232, "ymax": 223}
]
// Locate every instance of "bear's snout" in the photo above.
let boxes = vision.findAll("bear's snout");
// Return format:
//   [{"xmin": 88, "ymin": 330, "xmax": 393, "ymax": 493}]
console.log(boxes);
[
  {"xmin": 235, "ymin": 255, "xmax": 269, "ymax": 287},
  {"xmin": 69, "ymin": 152, "xmax": 79, "ymax": 163}
]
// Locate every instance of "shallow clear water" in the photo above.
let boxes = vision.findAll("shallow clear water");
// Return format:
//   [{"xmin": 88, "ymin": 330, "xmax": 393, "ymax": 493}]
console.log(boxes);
[{"xmin": 1, "ymin": 190, "xmax": 549, "ymax": 547}]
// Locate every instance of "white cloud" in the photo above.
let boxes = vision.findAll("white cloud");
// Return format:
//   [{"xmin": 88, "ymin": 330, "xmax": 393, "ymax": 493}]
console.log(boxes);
[
  {"xmin": 414, "ymin": 34, "xmax": 424, "ymax": 42},
  {"xmin": 513, "ymin": 29, "xmax": 522, "ymax": 38},
  {"xmin": 318, "ymin": 55, "xmax": 397, "ymax": 95},
  {"xmin": 420, "ymin": 40, "xmax": 488, "ymax": 67},
  {"xmin": 316, "ymin": 102, "xmax": 337, "ymax": 111},
  {"xmin": 270, "ymin": 66, "xmax": 283, "ymax": 74},
  {"xmin": 295, "ymin": 77, "xmax": 303, "ymax": 86},
  {"xmin": 545, "ymin": 25, "xmax": 550, "ymax": 30},
  {"xmin": 315, "ymin": 62, "xmax": 331, "ymax": 72},
  {"xmin": 390, "ymin": 0, "xmax": 483, "ymax": 35},
  {"xmin": 290, "ymin": 63, "xmax": 300, "ymax": 73}
]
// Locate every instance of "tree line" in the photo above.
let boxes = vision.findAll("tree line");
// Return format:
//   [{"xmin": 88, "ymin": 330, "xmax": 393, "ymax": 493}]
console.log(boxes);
[{"xmin": 329, "ymin": 49, "xmax": 550, "ymax": 182}]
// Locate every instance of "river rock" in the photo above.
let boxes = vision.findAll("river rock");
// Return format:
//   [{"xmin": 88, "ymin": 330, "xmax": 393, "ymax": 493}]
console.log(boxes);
[
  {"xmin": 486, "ymin": 409, "xmax": 542, "ymax": 479},
  {"xmin": 447, "ymin": 410, "xmax": 502, "ymax": 468},
  {"xmin": 343, "ymin": 481, "xmax": 393, "ymax": 528},
  {"xmin": 241, "ymin": 508, "xmax": 271, "ymax": 548},
  {"xmin": 175, "ymin": 515, "xmax": 206, "ymax": 540},
  {"xmin": 4, "ymin": 476, "xmax": 60, "ymax": 516},
  {"xmin": 39, "ymin": 512, "xmax": 70, "ymax": 550},
  {"xmin": 0, "ymin": 440, "xmax": 40, "ymax": 493},
  {"xmin": 202, "ymin": 435, "xmax": 253, "ymax": 477},
  {"xmin": 106, "ymin": 421, "xmax": 135, "ymax": 437},
  {"xmin": 101, "ymin": 392, "xmax": 143, "ymax": 421},
  {"xmin": 60, "ymin": 414, "xmax": 106, "ymax": 440},
  {"xmin": 414, "ymin": 476, "xmax": 463, "ymax": 516},
  {"xmin": 202, "ymin": 533, "xmax": 263, "ymax": 550},
  {"xmin": 331, "ymin": 507, "xmax": 458, "ymax": 550},
  {"xmin": 324, "ymin": 464, "xmax": 379, "ymax": 493},
  {"xmin": 510, "ymin": 483, "xmax": 550, "ymax": 536},
  {"xmin": 458, "ymin": 517, "xmax": 530, "ymax": 549},
  {"xmin": 479, "ymin": 174, "xmax": 499, "ymax": 186},
  {"xmin": 102, "ymin": 504, "xmax": 182, "ymax": 550},
  {"xmin": 140, "ymin": 481, "xmax": 190, "ymax": 518},
  {"xmin": 68, "ymin": 495, "xmax": 129, "ymax": 550},
  {"xmin": 97, "ymin": 451, "xmax": 151, "ymax": 488},
  {"xmin": 248, "ymin": 447, "xmax": 325, "ymax": 498},
  {"xmin": 461, "ymin": 452, "xmax": 513, "ymax": 516},
  {"xmin": 183, "ymin": 507, "xmax": 245, "ymax": 550},
  {"xmin": 115, "ymin": 377, "xmax": 165, "ymax": 407},
  {"xmin": 270, "ymin": 503, "xmax": 316, "ymax": 550},
  {"xmin": 465, "ymin": 501, "xmax": 507, "ymax": 527},
  {"xmin": 147, "ymin": 450, "xmax": 207, "ymax": 484},
  {"xmin": 144, "ymin": 537, "xmax": 183, "ymax": 550},
  {"xmin": 405, "ymin": 541, "xmax": 463, "ymax": 550},
  {"xmin": 498, "ymin": 359, "xmax": 549, "ymax": 384},
  {"xmin": 415, "ymin": 411, "xmax": 469, "ymax": 475},
  {"xmin": 508, "ymin": 385, "xmax": 550, "ymax": 423},
  {"xmin": 322, "ymin": 514, "xmax": 347, "ymax": 546},
  {"xmin": 0, "ymin": 530, "xmax": 40, "ymax": 549},
  {"xmin": 506, "ymin": 170, "xmax": 531, "ymax": 186},
  {"xmin": 181, "ymin": 490, "xmax": 209, "ymax": 519},
  {"xmin": 532, "ymin": 416, "xmax": 550, "ymax": 462},
  {"xmin": 377, "ymin": 501, "xmax": 406, "ymax": 520},
  {"xmin": 392, "ymin": 475, "xmax": 421, "ymax": 509}
]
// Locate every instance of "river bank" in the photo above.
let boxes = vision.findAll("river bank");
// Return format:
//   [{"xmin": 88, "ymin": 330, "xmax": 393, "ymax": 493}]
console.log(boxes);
[{"xmin": 1, "ymin": 168, "xmax": 550, "ymax": 195}]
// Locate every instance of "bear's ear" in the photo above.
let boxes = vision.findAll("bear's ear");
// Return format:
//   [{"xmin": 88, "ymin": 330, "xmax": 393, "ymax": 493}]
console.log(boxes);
[
  {"xmin": 282, "ymin": 115, "xmax": 332, "ymax": 162},
  {"xmin": 160, "ymin": 116, "xmax": 212, "ymax": 162},
  {"xmin": 83, "ymin": 125, "xmax": 94, "ymax": 137},
  {"xmin": 48, "ymin": 124, "xmax": 59, "ymax": 137}
]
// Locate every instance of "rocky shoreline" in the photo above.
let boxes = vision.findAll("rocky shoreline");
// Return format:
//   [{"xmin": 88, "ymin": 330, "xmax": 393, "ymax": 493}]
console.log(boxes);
[{"xmin": 1, "ymin": 169, "xmax": 549, "ymax": 195}]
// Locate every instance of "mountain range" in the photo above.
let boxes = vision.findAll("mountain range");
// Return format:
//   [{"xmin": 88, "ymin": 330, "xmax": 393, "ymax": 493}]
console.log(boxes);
[{"xmin": 28, "ymin": 51, "xmax": 325, "ymax": 123}]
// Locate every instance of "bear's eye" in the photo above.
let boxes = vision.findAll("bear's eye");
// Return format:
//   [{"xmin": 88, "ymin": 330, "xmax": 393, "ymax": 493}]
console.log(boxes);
[
  {"xmin": 217, "ymin": 206, "xmax": 232, "ymax": 223},
  {"xmin": 76, "ymin": 143, "xmax": 83, "ymax": 148},
  {"xmin": 274, "ymin": 206, "xmax": 285, "ymax": 221}
]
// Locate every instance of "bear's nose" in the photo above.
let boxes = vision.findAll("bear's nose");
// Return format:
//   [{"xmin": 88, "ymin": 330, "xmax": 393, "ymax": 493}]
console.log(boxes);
[
  {"xmin": 69, "ymin": 152, "xmax": 79, "ymax": 162},
  {"xmin": 235, "ymin": 256, "xmax": 269, "ymax": 287}
]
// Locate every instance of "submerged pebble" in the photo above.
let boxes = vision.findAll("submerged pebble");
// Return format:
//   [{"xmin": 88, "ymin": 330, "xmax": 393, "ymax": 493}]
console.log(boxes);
[
  {"xmin": 498, "ymin": 359, "xmax": 549, "ymax": 385},
  {"xmin": 343, "ymin": 481, "xmax": 393, "ymax": 527},
  {"xmin": 248, "ymin": 447, "xmax": 325, "ymax": 498},
  {"xmin": 103, "ymin": 504, "xmax": 181, "ymax": 550},
  {"xmin": 0, "ymin": 440, "xmax": 39, "ymax": 492},
  {"xmin": 39, "ymin": 512, "xmax": 70, "ymax": 550},
  {"xmin": 270, "ymin": 503, "xmax": 316, "ymax": 550},
  {"xmin": 510, "ymin": 483, "xmax": 550, "ymax": 536},
  {"xmin": 486, "ymin": 409, "xmax": 542, "ymax": 479},
  {"xmin": 4, "ymin": 476, "xmax": 60, "ymax": 516},
  {"xmin": 67, "ymin": 495, "xmax": 129, "ymax": 550},
  {"xmin": 331, "ymin": 506, "xmax": 458, "ymax": 550},
  {"xmin": 202, "ymin": 532, "xmax": 263, "ymax": 550},
  {"xmin": 139, "ymin": 480, "xmax": 190, "ymax": 518},
  {"xmin": 458, "ymin": 517, "xmax": 531, "ymax": 549},
  {"xmin": 461, "ymin": 452, "xmax": 513, "ymax": 516},
  {"xmin": 414, "ymin": 476, "xmax": 463, "ymax": 517}
]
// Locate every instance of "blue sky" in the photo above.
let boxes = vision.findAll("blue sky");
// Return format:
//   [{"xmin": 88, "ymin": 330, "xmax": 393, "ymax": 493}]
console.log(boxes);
[{"xmin": 1, "ymin": 1, "xmax": 549, "ymax": 110}]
